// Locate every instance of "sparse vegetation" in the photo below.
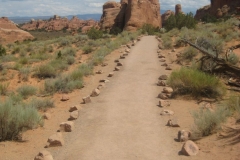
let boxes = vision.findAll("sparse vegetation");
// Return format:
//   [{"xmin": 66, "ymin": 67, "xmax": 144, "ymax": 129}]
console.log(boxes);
[
  {"xmin": 28, "ymin": 98, "xmax": 55, "ymax": 111},
  {"xmin": 181, "ymin": 46, "xmax": 198, "ymax": 61},
  {"xmin": 0, "ymin": 83, "xmax": 9, "ymax": 95},
  {"xmin": 167, "ymin": 68, "xmax": 226, "ymax": 98}
]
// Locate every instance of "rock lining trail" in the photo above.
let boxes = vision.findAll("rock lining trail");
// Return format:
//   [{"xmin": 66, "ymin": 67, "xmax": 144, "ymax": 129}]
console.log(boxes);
[{"xmin": 50, "ymin": 36, "xmax": 180, "ymax": 160}]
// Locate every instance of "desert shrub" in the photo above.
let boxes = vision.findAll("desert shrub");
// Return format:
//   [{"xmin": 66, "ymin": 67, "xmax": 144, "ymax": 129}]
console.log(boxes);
[
  {"xmin": 78, "ymin": 63, "xmax": 93, "ymax": 76},
  {"xmin": 161, "ymin": 35, "xmax": 173, "ymax": 49},
  {"xmin": 224, "ymin": 96, "xmax": 240, "ymax": 113},
  {"xmin": 17, "ymin": 85, "xmax": 37, "ymax": 99},
  {"xmin": 66, "ymin": 56, "xmax": 75, "ymax": 65},
  {"xmin": 201, "ymin": 13, "xmax": 218, "ymax": 23},
  {"xmin": 82, "ymin": 45, "xmax": 93, "ymax": 54},
  {"xmin": 110, "ymin": 27, "xmax": 122, "ymax": 35},
  {"xmin": 49, "ymin": 59, "xmax": 68, "ymax": 71},
  {"xmin": 165, "ymin": 12, "xmax": 197, "ymax": 31},
  {"xmin": 181, "ymin": 47, "xmax": 198, "ymax": 60},
  {"xmin": 0, "ymin": 83, "xmax": 9, "ymax": 95},
  {"xmin": 47, "ymin": 45, "xmax": 53, "ymax": 52},
  {"xmin": 141, "ymin": 24, "xmax": 158, "ymax": 35},
  {"xmin": 87, "ymin": 27, "xmax": 103, "ymax": 40},
  {"xmin": 34, "ymin": 64, "xmax": 56, "ymax": 78},
  {"xmin": 19, "ymin": 67, "xmax": 31, "ymax": 81},
  {"xmin": 228, "ymin": 52, "xmax": 239, "ymax": 65},
  {"xmin": 191, "ymin": 105, "xmax": 231, "ymax": 138},
  {"xmin": 59, "ymin": 38, "xmax": 70, "ymax": 47},
  {"xmin": 0, "ymin": 99, "xmax": 42, "ymax": 141},
  {"xmin": 18, "ymin": 57, "xmax": 29, "ymax": 65},
  {"xmin": 28, "ymin": 98, "xmax": 55, "ymax": 111},
  {"xmin": 0, "ymin": 45, "xmax": 6, "ymax": 56},
  {"xmin": 167, "ymin": 68, "xmax": 226, "ymax": 98},
  {"xmin": 11, "ymin": 47, "xmax": 20, "ymax": 54},
  {"xmin": 61, "ymin": 47, "xmax": 76, "ymax": 57},
  {"xmin": 1, "ymin": 54, "xmax": 17, "ymax": 62}
]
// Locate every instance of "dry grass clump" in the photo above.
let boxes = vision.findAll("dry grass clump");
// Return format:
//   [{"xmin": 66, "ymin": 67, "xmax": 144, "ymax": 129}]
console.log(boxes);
[
  {"xmin": 17, "ymin": 85, "xmax": 37, "ymax": 99},
  {"xmin": 34, "ymin": 64, "xmax": 57, "ymax": 78},
  {"xmin": 28, "ymin": 98, "xmax": 55, "ymax": 112},
  {"xmin": 181, "ymin": 46, "xmax": 198, "ymax": 61},
  {"xmin": 167, "ymin": 67, "xmax": 226, "ymax": 98},
  {"xmin": 0, "ymin": 83, "xmax": 9, "ymax": 95}
]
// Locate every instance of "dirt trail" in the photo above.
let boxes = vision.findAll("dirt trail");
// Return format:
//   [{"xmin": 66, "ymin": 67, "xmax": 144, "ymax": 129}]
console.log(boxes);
[{"xmin": 50, "ymin": 36, "xmax": 179, "ymax": 160}]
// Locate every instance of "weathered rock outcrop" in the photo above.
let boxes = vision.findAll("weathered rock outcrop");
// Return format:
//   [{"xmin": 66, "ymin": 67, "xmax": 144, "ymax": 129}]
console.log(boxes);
[
  {"xmin": 100, "ymin": 0, "xmax": 162, "ymax": 31},
  {"xmin": 161, "ymin": 10, "xmax": 174, "ymax": 26},
  {"xmin": 21, "ymin": 15, "xmax": 99, "ymax": 32},
  {"xmin": 195, "ymin": 0, "xmax": 240, "ymax": 20},
  {"xmin": 0, "ymin": 17, "xmax": 34, "ymax": 44}
]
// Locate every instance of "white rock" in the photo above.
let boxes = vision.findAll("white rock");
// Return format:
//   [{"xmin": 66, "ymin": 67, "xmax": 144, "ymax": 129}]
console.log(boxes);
[
  {"xmin": 69, "ymin": 111, "xmax": 79, "ymax": 120},
  {"xmin": 159, "ymin": 100, "xmax": 171, "ymax": 107},
  {"xmin": 160, "ymin": 110, "xmax": 174, "ymax": 116},
  {"xmin": 34, "ymin": 150, "xmax": 53, "ymax": 160}
]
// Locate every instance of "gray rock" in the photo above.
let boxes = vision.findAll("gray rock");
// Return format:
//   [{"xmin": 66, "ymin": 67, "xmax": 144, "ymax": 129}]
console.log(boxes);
[{"xmin": 159, "ymin": 75, "xmax": 168, "ymax": 80}]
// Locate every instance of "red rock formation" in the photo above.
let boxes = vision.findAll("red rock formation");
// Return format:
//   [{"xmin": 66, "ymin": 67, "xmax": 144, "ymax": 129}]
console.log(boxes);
[
  {"xmin": 195, "ymin": 0, "xmax": 240, "ymax": 20},
  {"xmin": 21, "ymin": 15, "xmax": 98, "ymax": 32},
  {"xmin": 100, "ymin": 0, "xmax": 162, "ymax": 31},
  {"xmin": 0, "ymin": 17, "xmax": 34, "ymax": 44},
  {"xmin": 175, "ymin": 4, "xmax": 184, "ymax": 15},
  {"xmin": 161, "ymin": 10, "xmax": 175, "ymax": 26}
]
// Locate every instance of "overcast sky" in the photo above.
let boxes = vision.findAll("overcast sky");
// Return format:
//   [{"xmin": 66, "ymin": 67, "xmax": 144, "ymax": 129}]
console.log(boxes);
[{"xmin": 0, "ymin": 0, "xmax": 210, "ymax": 17}]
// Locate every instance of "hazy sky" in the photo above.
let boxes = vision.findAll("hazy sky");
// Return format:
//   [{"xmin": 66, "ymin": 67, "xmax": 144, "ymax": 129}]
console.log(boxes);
[{"xmin": 0, "ymin": 0, "xmax": 210, "ymax": 17}]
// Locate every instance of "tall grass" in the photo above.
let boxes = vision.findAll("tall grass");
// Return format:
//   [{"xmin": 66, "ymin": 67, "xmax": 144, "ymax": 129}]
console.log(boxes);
[
  {"xmin": 167, "ymin": 67, "xmax": 226, "ymax": 98},
  {"xmin": 0, "ymin": 99, "xmax": 43, "ymax": 141}
]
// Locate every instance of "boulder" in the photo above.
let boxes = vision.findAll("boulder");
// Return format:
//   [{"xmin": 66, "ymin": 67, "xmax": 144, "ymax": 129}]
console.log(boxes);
[
  {"xmin": 60, "ymin": 121, "xmax": 74, "ymax": 132},
  {"xmin": 167, "ymin": 118, "xmax": 180, "ymax": 127},
  {"xmin": 108, "ymin": 72, "xmax": 114, "ymax": 77},
  {"xmin": 162, "ymin": 87, "xmax": 173, "ymax": 94},
  {"xmin": 99, "ymin": 79, "xmax": 110, "ymax": 83},
  {"xmin": 161, "ymin": 10, "xmax": 174, "ymax": 26},
  {"xmin": 34, "ymin": 150, "xmax": 53, "ymax": 160},
  {"xmin": 43, "ymin": 113, "xmax": 51, "ymax": 120},
  {"xmin": 69, "ymin": 105, "xmax": 80, "ymax": 112},
  {"xmin": 159, "ymin": 100, "xmax": 171, "ymax": 107},
  {"xmin": 115, "ymin": 67, "xmax": 120, "ymax": 71},
  {"xmin": 120, "ymin": 55, "xmax": 126, "ymax": 59},
  {"xmin": 160, "ymin": 109, "xmax": 174, "ymax": 116},
  {"xmin": 117, "ymin": 62, "xmax": 123, "ymax": 66},
  {"xmin": 158, "ymin": 93, "xmax": 168, "ymax": 100},
  {"xmin": 166, "ymin": 66, "xmax": 173, "ymax": 70},
  {"xmin": 178, "ymin": 130, "xmax": 191, "ymax": 142},
  {"xmin": 61, "ymin": 95, "xmax": 69, "ymax": 101},
  {"xmin": 97, "ymin": 83, "xmax": 105, "ymax": 90},
  {"xmin": 157, "ymin": 80, "xmax": 166, "ymax": 86},
  {"xmin": 69, "ymin": 111, "xmax": 79, "ymax": 120},
  {"xmin": 159, "ymin": 75, "xmax": 168, "ymax": 80},
  {"xmin": 82, "ymin": 96, "xmax": 91, "ymax": 104},
  {"xmin": 91, "ymin": 89, "xmax": 100, "ymax": 97},
  {"xmin": 96, "ymin": 70, "xmax": 103, "ymax": 74},
  {"xmin": 159, "ymin": 58, "xmax": 166, "ymax": 62},
  {"xmin": 181, "ymin": 140, "xmax": 199, "ymax": 156},
  {"xmin": 114, "ymin": 59, "xmax": 120, "ymax": 63},
  {"xmin": 161, "ymin": 63, "xmax": 168, "ymax": 67},
  {"xmin": 158, "ymin": 54, "xmax": 165, "ymax": 58},
  {"xmin": 47, "ymin": 133, "xmax": 64, "ymax": 147}
]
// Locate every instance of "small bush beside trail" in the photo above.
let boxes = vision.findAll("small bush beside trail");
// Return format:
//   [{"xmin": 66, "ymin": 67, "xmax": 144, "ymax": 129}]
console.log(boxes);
[{"xmin": 167, "ymin": 68, "xmax": 226, "ymax": 98}]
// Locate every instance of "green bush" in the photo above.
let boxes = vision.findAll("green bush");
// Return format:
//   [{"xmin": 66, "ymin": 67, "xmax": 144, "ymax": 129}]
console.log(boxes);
[
  {"xmin": 181, "ymin": 47, "xmax": 198, "ymax": 61},
  {"xmin": 110, "ymin": 27, "xmax": 122, "ymax": 35},
  {"xmin": 0, "ymin": 45, "xmax": 6, "ymax": 56},
  {"xmin": 191, "ymin": 105, "xmax": 231, "ymax": 138},
  {"xmin": 82, "ymin": 45, "xmax": 93, "ymax": 54},
  {"xmin": 17, "ymin": 85, "xmax": 37, "ymax": 99},
  {"xmin": 141, "ymin": 24, "xmax": 158, "ymax": 35},
  {"xmin": 165, "ymin": 12, "xmax": 197, "ymax": 31},
  {"xmin": 167, "ymin": 68, "xmax": 226, "ymax": 98},
  {"xmin": 28, "ymin": 98, "xmax": 55, "ymax": 111},
  {"xmin": 0, "ymin": 99, "xmax": 42, "ymax": 141},
  {"xmin": 61, "ymin": 47, "xmax": 76, "ymax": 57},
  {"xmin": 87, "ymin": 27, "xmax": 103, "ymax": 40},
  {"xmin": 34, "ymin": 64, "xmax": 56, "ymax": 78},
  {"xmin": 66, "ymin": 56, "xmax": 75, "ymax": 65}
]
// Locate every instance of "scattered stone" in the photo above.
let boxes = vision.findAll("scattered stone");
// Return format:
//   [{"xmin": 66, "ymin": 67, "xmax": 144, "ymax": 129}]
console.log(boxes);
[
  {"xmin": 101, "ymin": 63, "xmax": 108, "ymax": 67},
  {"xmin": 69, "ymin": 111, "xmax": 79, "ymax": 120},
  {"xmin": 159, "ymin": 75, "xmax": 168, "ymax": 80},
  {"xmin": 178, "ymin": 130, "xmax": 191, "ymax": 142},
  {"xmin": 161, "ymin": 63, "xmax": 168, "ymax": 67},
  {"xmin": 97, "ymin": 83, "xmax": 105, "ymax": 90},
  {"xmin": 181, "ymin": 140, "xmax": 199, "ymax": 156},
  {"xmin": 120, "ymin": 55, "xmax": 125, "ymax": 59},
  {"xmin": 123, "ymin": 53, "xmax": 128, "ymax": 56},
  {"xmin": 99, "ymin": 79, "xmax": 110, "ymax": 83},
  {"xmin": 159, "ymin": 100, "xmax": 171, "ymax": 107},
  {"xmin": 108, "ymin": 72, "xmax": 114, "ymax": 77},
  {"xmin": 117, "ymin": 62, "xmax": 123, "ymax": 66},
  {"xmin": 47, "ymin": 132, "xmax": 64, "ymax": 147},
  {"xmin": 61, "ymin": 95, "xmax": 69, "ymax": 101},
  {"xmin": 137, "ymin": 37, "xmax": 141, "ymax": 41},
  {"xmin": 162, "ymin": 87, "xmax": 173, "ymax": 94},
  {"xmin": 157, "ymin": 49, "xmax": 161, "ymax": 53},
  {"xmin": 126, "ymin": 44, "xmax": 131, "ymax": 49},
  {"xmin": 43, "ymin": 113, "xmax": 51, "ymax": 120},
  {"xmin": 158, "ymin": 93, "xmax": 168, "ymax": 100},
  {"xmin": 115, "ymin": 67, "xmax": 120, "ymax": 71},
  {"xmin": 158, "ymin": 43, "xmax": 164, "ymax": 49},
  {"xmin": 69, "ymin": 105, "xmax": 80, "ymax": 112},
  {"xmin": 159, "ymin": 58, "xmax": 166, "ymax": 62},
  {"xmin": 157, "ymin": 80, "xmax": 166, "ymax": 86},
  {"xmin": 166, "ymin": 66, "xmax": 173, "ymax": 70},
  {"xmin": 167, "ymin": 118, "xmax": 180, "ymax": 127},
  {"xmin": 60, "ymin": 121, "xmax": 74, "ymax": 132},
  {"xmin": 96, "ymin": 70, "xmax": 103, "ymax": 74},
  {"xmin": 114, "ymin": 59, "xmax": 119, "ymax": 63},
  {"xmin": 160, "ymin": 110, "xmax": 174, "ymax": 116},
  {"xmin": 82, "ymin": 96, "xmax": 91, "ymax": 104},
  {"xmin": 158, "ymin": 54, "xmax": 165, "ymax": 58},
  {"xmin": 171, "ymin": 49, "xmax": 176, "ymax": 52},
  {"xmin": 91, "ymin": 89, "xmax": 100, "ymax": 97},
  {"xmin": 166, "ymin": 93, "xmax": 172, "ymax": 98},
  {"xmin": 34, "ymin": 150, "xmax": 53, "ymax": 160}
]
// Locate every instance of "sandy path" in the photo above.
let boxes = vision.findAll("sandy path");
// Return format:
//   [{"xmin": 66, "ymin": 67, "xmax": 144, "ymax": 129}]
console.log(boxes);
[{"xmin": 51, "ymin": 36, "xmax": 179, "ymax": 160}]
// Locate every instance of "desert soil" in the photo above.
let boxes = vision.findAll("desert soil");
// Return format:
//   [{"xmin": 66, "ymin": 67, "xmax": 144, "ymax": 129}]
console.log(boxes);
[{"xmin": 1, "ymin": 36, "xmax": 239, "ymax": 160}]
